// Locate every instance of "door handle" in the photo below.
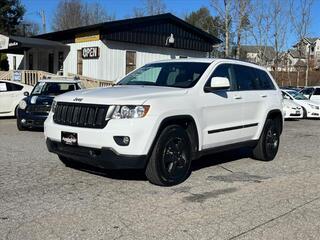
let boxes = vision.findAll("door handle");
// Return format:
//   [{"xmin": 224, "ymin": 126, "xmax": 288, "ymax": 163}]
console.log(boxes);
[
  {"xmin": 260, "ymin": 94, "xmax": 268, "ymax": 98},
  {"xmin": 233, "ymin": 95, "xmax": 242, "ymax": 100}
]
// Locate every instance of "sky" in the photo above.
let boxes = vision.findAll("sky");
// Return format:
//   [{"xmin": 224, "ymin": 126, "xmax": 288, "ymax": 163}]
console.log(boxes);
[{"xmin": 21, "ymin": 0, "xmax": 320, "ymax": 50}]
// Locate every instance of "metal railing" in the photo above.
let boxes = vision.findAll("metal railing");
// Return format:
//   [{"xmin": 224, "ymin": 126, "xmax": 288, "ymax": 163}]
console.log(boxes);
[
  {"xmin": 0, "ymin": 70, "xmax": 115, "ymax": 88},
  {"xmin": 67, "ymin": 73, "xmax": 114, "ymax": 88},
  {"xmin": 0, "ymin": 70, "xmax": 56, "ymax": 86}
]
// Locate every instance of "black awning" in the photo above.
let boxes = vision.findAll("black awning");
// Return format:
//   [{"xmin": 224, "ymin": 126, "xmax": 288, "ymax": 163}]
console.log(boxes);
[{"xmin": 0, "ymin": 34, "xmax": 69, "ymax": 54}]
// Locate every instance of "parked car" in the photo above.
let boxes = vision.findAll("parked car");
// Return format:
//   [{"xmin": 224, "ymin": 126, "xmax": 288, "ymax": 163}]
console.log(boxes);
[
  {"xmin": 282, "ymin": 86, "xmax": 303, "ymax": 92},
  {"xmin": 45, "ymin": 59, "xmax": 283, "ymax": 186},
  {"xmin": 281, "ymin": 89, "xmax": 320, "ymax": 118},
  {"xmin": 0, "ymin": 80, "xmax": 33, "ymax": 117},
  {"xmin": 282, "ymin": 95, "xmax": 303, "ymax": 119},
  {"xmin": 17, "ymin": 79, "xmax": 82, "ymax": 130},
  {"xmin": 300, "ymin": 86, "xmax": 320, "ymax": 104}
]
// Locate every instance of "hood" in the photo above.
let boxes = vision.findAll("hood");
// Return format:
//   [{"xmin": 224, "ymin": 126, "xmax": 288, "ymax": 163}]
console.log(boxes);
[
  {"xmin": 295, "ymin": 99, "xmax": 320, "ymax": 107},
  {"xmin": 283, "ymin": 99, "xmax": 301, "ymax": 108},
  {"xmin": 54, "ymin": 85, "xmax": 188, "ymax": 105},
  {"xmin": 26, "ymin": 95, "xmax": 54, "ymax": 105}
]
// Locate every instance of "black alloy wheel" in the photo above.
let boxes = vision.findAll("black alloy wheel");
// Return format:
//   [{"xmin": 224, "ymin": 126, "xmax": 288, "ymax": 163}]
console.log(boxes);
[
  {"xmin": 253, "ymin": 118, "xmax": 280, "ymax": 161},
  {"xmin": 145, "ymin": 125, "xmax": 192, "ymax": 186}
]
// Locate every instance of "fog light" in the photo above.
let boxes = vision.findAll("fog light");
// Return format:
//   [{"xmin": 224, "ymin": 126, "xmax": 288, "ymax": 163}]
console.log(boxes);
[
  {"xmin": 21, "ymin": 119, "xmax": 26, "ymax": 124},
  {"xmin": 113, "ymin": 136, "xmax": 130, "ymax": 146}
]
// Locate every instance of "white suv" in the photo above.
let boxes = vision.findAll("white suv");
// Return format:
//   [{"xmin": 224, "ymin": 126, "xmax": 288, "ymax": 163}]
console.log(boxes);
[{"xmin": 44, "ymin": 59, "xmax": 283, "ymax": 186}]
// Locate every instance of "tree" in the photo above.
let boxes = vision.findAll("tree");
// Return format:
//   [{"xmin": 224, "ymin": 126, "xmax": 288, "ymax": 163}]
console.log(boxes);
[
  {"xmin": 15, "ymin": 20, "xmax": 40, "ymax": 36},
  {"xmin": 247, "ymin": 0, "xmax": 273, "ymax": 65},
  {"xmin": 52, "ymin": 0, "xmax": 114, "ymax": 31},
  {"xmin": 234, "ymin": 0, "xmax": 250, "ymax": 59},
  {"xmin": 132, "ymin": 0, "xmax": 166, "ymax": 17},
  {"xmin": 211, "ymin": 0, "xmax": 233, "ymax": 57},
  {"xmin": 289, "ymin": 0, "xmax": 314, "ymax": 86},
  {"xmin": 269, "ymin": 0, "xmax": 289, "ymax": 80},
  {"xmin": 0, "ymin": 0, "xmax": 25, "ymax": 35},
  {"xmin": 185, "ymin": 7, "xmax": 223, "ymax": 38},
  {"xmin": 0, "ymin": 54, "xmax": 9, "ymax": 71}
]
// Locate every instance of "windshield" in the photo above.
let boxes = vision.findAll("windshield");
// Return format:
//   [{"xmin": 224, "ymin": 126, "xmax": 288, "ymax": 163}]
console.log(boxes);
[
  {"xmin": 287, "ymin": 90, "xmax": 308, "ymax": 100},
  {"xmin": 31, "ymin": 82, "xmax": 80, "ymax": 96},
  {"xmin": 118, "ymin": 62, "xmax": 210, "ymax": 88}
]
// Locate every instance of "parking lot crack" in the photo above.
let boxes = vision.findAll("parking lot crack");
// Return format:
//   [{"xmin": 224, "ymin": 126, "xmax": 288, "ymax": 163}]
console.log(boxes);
[
  {"xmin": 227, "ymin": 195, "xmax": 320, "ymax": 240},
  {"xmin": 220, "ymin": 166, "xmax": 234, "ymax": 173}
]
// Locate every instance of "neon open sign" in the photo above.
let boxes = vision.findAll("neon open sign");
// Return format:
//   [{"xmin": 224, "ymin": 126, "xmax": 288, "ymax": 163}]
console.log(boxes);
[{"xmin": 82, "ymin": 47, "xmax": 99, "ymax": 59}]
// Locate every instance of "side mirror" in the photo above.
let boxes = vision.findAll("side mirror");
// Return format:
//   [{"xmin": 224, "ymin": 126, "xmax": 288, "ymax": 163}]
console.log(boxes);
[
  {"xmin": 24, "ymin": 91, "xmax": 29, "ymax": 96},
  {"xmin": 205, "ymin": 77, "xmax": 230, "ymax": 92}
]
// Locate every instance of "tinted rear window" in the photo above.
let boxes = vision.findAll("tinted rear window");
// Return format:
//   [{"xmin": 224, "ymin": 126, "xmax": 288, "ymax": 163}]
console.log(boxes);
[
  {"xmin": 314, "ymin": 88, "xmax": 320, "ymax": 95},
  {"xmin": 255, "ymin": 69, "xmax": 275, "ymax": 90},
  {"xmin": 234, "ymin": 65, "xmax": 259, "ymax": 90}
]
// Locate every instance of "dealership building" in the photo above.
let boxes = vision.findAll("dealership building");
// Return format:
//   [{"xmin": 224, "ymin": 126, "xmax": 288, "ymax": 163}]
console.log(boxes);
[{"xmin": 0, "ymin": 13, "xmax": 221, "ymax": 83}]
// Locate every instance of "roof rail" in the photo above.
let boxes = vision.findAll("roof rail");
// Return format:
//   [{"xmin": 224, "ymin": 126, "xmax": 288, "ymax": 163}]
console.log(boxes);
[{"xmin": 218, "ymin": 57, "xmax": 260, "ymax": 66}]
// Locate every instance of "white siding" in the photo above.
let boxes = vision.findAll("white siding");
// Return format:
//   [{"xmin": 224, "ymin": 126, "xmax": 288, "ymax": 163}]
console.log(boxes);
[
  {"xmin": 64, "ymin": 40, "xmax": 107, "ymax": 79},
  {"xmin": 64, "ymin": 40, "xmax": 207, "ymax": 82},
  {"xmin": 6, "ymin": 40, "xmax": 208, "ymax": 82}
]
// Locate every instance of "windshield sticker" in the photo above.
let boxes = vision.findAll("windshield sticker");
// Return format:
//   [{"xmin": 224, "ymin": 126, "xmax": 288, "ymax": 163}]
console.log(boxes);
[{"xmin": 0, "ymin": 83, "xmax": 7, "ymax": 91}]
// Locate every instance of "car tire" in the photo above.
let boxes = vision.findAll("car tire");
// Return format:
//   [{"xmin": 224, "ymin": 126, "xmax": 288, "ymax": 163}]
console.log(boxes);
[
  {"xmin": 14, "ymin": 105, "xmax": 19, "ymax": 118},
  {"xmin": 145, "ymin": 125, "xmax": 192, "ymax": 186},
  {"xmin": 302, "ymin": 107, "xmax": 307, "ymax": 118},
  {"xmin": 252, "ymin": 118, "xmax": 280, "ymax": 161},
  {"xmin": 16, "ymin": 118, "xmax": 26, "ymax": 131}
]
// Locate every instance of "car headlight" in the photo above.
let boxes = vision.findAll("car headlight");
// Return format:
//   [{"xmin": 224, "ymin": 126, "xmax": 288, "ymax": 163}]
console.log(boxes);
[
  {"xmin": 111, "ymin": 105, "xmax": 150, "ymax": 119},
  {"xmin": 19, "ymin": 100, "xmax": 27, "ymax": 110},
  {"xmin": 51, "ymin": 101, "xmax": 57, "ymax": 113},
  {"xmin": 308, "ymin": 104, "xmax": 319, "ymax": 110}
]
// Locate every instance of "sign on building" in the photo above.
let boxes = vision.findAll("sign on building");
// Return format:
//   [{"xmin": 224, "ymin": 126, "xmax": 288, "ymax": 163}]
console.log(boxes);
[
  {"xmin": 13, "ymin": 71, "xmax": 22, "ymax": 81},
  {"xmin": 75, "ymin": 31, "xmax": 100, "ymax": 43},
  {"xmin": 0, "ymin": 34, "xmax": 9, "ymax": 50},
  {"xmin": 82, "ymin": 47, "xmax": 99, "ymax": 59}
]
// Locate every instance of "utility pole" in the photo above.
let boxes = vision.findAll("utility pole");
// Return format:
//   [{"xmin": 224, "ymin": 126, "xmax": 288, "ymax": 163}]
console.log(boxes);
[{"xmin": 38, "ymin": 10, "xmax": 46, "ymax": 33}]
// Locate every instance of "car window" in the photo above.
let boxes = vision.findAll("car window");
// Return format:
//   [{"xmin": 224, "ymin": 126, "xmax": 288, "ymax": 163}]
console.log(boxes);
[
  {"xmin": 313, "ymin": 88, "xmax": 320, "ymax": 95},
  {"xmin": 287, "ymin": 90, "xmax": 308, "ymax": 100},
  {"xmin": 0, "ymin": 82, "xmax": 7, "ymax": 92},
  {"xmin": 255, "ymin": 69, "xmax": 275, "ymax": 90},
  {"xmin": 282, "ymin": 91, "xmax": 292, "ymax": 100},
  {"xmin": 206, "ymin": 64, "xmax": 236, "ymax": 90},
  {"xmin": 31, "ymin": 82, "xmax": 80, "ymax": 96},
  {"xmin": 301, "ymin": 88, "xmax": 313, "ymax": 95},
  {"xmin": 233, "ymin": 65, "xmax": 259, "ymax": 90},
  {"xmin": 6, "ymin": 82, "xmax": 23, "ymax": 91}
]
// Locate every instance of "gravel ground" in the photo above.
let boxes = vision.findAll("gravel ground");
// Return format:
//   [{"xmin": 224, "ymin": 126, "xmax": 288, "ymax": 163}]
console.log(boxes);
[{"xmin": 0, "ymin": 118, "xmax": 319, "ymax": 240}]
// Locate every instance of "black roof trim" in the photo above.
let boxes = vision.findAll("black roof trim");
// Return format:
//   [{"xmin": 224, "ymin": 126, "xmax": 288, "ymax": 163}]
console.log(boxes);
[{"xmin": 35, "ymin": 13, "xmax": 221, "ymax": 44}]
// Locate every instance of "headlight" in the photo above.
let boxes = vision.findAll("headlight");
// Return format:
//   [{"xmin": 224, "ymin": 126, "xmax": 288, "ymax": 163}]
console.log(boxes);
[
  {"xmin": 19, "ymin": 100, "xmax": 27, "ymax": 110},
  {"xmin": 111, "ymin": 105, "xmax": 150, "ymax": 119},
  {"xmin": 308, "ymin": 104, "xmax": 319, "ymax": 110},
  {"xmin": 51, "ymin": 101, "xmax": 57, "ymax": 113}
]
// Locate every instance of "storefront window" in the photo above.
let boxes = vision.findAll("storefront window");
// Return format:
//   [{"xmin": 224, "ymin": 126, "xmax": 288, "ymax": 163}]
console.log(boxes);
[{"xmin": 58, "ymin": 51, "xmax": 64, "ymax": 71}]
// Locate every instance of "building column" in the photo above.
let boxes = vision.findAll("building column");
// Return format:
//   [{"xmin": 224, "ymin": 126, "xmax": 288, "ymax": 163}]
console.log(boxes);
[{"xmin": 23, "ymin": 50, "xmax": 27, "ymax": 70}]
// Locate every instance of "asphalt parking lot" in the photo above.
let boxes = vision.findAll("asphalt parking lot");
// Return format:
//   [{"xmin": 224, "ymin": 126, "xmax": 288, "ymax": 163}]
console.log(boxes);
[{"xmin": 0, "ymin": 118, "xmax": 320, "ymax": 240}]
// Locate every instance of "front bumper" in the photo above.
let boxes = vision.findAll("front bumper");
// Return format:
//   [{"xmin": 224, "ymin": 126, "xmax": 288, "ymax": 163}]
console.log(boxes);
[
  {"xmin": 306, "ymin": 109, "xmax": 320, "ymax": 118},
  {"xmin": 46, "ymin": 139, "xmax": 148, "ymax": 169},
  {"xmin": 44, "ymin": 112, "xmax": 159, "ymax": 156},
  {"xmin": 17, "ymin": 109, "xmax": 48, "ymax": 128},
  {"xmin": 284, "ymin": 108, "xmax": 303, "ymax": 119}
]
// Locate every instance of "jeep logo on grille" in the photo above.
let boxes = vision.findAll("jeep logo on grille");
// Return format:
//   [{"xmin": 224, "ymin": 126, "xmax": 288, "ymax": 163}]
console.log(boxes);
[{"xmin": 73, "ymin": 97, "xmax": 83, "ymax": 102}]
